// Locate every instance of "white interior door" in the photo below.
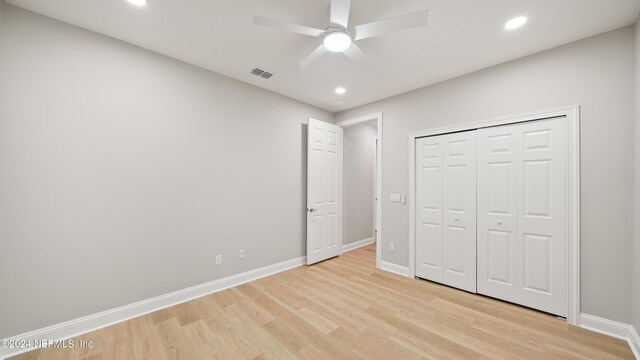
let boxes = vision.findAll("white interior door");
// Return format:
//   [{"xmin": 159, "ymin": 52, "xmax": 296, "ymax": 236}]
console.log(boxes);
[
  {"xmin": 307, "ymin": 118, "xmax": 343, "ymax": 265},
  {"xmin": 415, "ymin": 136, "xmax": 444, "ymax": 282},
  {"xmin": 476, "ymin": 124, "xmax": 519, "ymax": 301},
  {"xmin": 415, "ymin": 131, "xmax": 476, "ymax": 292},
  {"xmin": 442, "ymin": 132, "xmax": 477, "ymax": 292},
  {"xmin": 477, "ymin": 117, "xmax": 568, "ymax": 316}
]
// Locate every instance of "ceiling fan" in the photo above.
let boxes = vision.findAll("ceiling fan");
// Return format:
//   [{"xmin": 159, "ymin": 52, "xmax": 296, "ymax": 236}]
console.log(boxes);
[{"xmin": 253, "ymin": 0, "xmax": 428, "ymax": 71}]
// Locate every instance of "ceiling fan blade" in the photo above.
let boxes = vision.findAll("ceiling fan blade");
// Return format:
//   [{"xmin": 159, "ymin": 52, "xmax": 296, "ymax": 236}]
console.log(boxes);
[
  {"xmin": 353, "ymin": 10, "xmax": 428, "ymax": 41},
  {"xmin": 297, "ymin": 44, "xmax": 328, "ymax": 69},
  {"xmin": 342, "ymin": 43, "xmax": 375, "ymax": 72},
  {"xmin": 253, "ymin": 16, "xmax": 324, "ymax": 37},
  {"xmin": 330, "ymin": 0, "xmax": 351, "ymax": 28}
]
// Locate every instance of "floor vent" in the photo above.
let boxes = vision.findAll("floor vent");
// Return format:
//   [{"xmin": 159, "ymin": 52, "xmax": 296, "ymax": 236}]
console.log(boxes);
[{"xmin": 251, "ymin": 67, "xmax": 274, "ymax": 79}]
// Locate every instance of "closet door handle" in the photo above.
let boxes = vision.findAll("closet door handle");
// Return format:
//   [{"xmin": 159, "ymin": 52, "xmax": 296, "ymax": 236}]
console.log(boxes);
[
  {"xmin": 497, "ymin": 220, "xmax": 503, "ymax": 226},
  {"xmin": 454, "ymin": 217, "xmax": 459, "ymax": 222}
]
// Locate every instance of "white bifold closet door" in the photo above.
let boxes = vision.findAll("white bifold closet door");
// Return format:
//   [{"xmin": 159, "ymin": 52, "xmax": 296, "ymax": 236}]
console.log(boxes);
[
  {"xmin": 476, "ymin": 117, "xmax": 568, "ymax": 317},
  {"xmin": 415, "ymin": 131, "xmax": 477, "ymax": 293}
]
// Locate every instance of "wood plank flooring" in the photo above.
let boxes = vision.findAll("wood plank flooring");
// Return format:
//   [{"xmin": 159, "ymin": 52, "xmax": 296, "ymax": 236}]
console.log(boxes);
[{"xmin": 11, "ymin": 244, "xmax": 634, "ymax": 359}]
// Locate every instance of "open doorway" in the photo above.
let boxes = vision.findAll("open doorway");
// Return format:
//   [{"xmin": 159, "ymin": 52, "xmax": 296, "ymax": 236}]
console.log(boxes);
[{"xmin": 336, "ymin": 113, "xmax": 382, "ymax": 268}]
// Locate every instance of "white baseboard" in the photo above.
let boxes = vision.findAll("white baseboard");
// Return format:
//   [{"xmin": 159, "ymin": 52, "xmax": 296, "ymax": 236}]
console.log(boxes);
[
  {"xmin": 379, "ymin": 260, "xmax": 411, "ymax": 278},
  {"xmin": 630, "ymin": 326, "xmax": 640, "ymax": 360},
  {"xmin": 579, "ymin": 314, "xmax": 639, "ymax": 359},
  {"xmin": 0, "ymin": 256, "xmax": 306, "ymax": 359},
  {"xmin": 580, "ymin": 313, "xmax": 633, "ymax": 340},
  {"xmin": 342, "ymin": 237, "xmax": 375, "ymax": 253}
]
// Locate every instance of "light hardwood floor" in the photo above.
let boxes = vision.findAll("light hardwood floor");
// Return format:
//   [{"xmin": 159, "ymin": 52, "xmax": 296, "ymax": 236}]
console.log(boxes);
[{"xmin": 12, "ymin": 244, "xmax": 634, "ymax": 359}]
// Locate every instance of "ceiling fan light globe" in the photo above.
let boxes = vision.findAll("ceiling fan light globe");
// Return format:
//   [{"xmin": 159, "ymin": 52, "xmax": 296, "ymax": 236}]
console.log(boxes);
[{"xmin": 323, "ymin": 32, "xmax": 352, "ymax": 52}]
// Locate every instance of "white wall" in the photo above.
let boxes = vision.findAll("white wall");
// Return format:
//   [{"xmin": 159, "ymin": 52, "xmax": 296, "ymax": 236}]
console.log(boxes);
[
  {"xmin": 633, "ymin": 16, "xmax": 640, "ymax": 333},
  {"xmin": 343, "ymin": 124, "xmax": 376, "ymax": 245},
  {"xmin": 337, "ymin": 26, "xmax": 636, "ymax": 323},
  {"xmin": 0, "ymin": 4, "xmax": 333, "ymax": 338}
]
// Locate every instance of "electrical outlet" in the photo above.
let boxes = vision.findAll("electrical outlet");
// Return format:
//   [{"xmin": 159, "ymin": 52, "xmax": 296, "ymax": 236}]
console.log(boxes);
[
  {"xmin": 215, "ymin": 255, "xmax": 222, "ymax": 265},
  {"xmin": 389, "ymin": 242, "xmax": 395, "ymax": 251},
  {"xmin": 239, "ymin": 249, "xmax": 245, "ymax": 259}
]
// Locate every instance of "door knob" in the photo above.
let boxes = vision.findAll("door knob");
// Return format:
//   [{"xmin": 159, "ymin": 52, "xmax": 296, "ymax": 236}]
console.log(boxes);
[
  {"xmin": 454, "ymin": 217, "xmax": 459, "ymax": 222},
  {"xmin": 308, "ymin": 208, "xmax": 318, "ymax": 213},
  {"xmin": 497, "ymin": 220, "xmax": 503, "ymax": 225}
]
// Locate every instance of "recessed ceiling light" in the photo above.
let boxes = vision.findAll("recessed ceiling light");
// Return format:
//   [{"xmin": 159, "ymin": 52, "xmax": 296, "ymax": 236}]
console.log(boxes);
[
  {"xmin": 323, "ymin": 30, "xmax": 352, "ymax": 52},
  {"xmin": 335, "ymin": 87, "xmax": 346, "ymax": 95},
  {"xmin": 504, "ymin": 16, "xmax": 527, "ymax": 30},
  {"xmin": 336, "ymin": 100, "xmax": 346, "ymax": 105},
  {"xmin": 127, "ymin": 0, "xmax": 146, "ymax": 6}
]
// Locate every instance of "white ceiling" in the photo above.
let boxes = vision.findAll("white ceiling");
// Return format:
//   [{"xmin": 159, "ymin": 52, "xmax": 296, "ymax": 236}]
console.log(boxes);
[{"xmin": 5, "ymin": 0, "xmax": 640, "ymax": 112}]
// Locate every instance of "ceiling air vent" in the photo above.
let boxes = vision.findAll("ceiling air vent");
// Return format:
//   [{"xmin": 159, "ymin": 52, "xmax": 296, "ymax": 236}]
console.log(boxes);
[{"xmin": 251, "ymin": 67, "xmax": 274, "ymax": 79}]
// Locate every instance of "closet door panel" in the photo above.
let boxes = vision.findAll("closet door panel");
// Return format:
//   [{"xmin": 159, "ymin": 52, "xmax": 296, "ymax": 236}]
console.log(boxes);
[
  {"xmin": 415, "ymin": 137, "xmax": 444, "ymax": 282},
  {"xmin": 477, "ymin": 126, "xmax": 519, "ymax": 300},
  {"xmin": 442, "ymin": 132, "xmax": 477, "ymax": 292},
  {"xmin": 517, "ymin": 118, "xmax": 568, "ymax": 316}
]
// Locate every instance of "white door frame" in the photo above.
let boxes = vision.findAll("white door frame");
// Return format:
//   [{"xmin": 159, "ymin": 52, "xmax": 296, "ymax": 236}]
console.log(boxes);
[
  {"xmin": 336, "ymin": 112, "xmax": 383, "ymax": 268},
  {"xmin": 408, "ymin": 105, "xmax": 580, "ymax": 325}
]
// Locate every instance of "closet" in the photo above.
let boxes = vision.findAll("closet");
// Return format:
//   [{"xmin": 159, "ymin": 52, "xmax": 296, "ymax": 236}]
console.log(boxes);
[{"xmin": 415, "ymin": 116, "xmax": 569, "ymax": 317}]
